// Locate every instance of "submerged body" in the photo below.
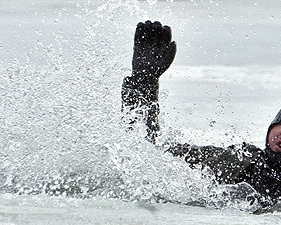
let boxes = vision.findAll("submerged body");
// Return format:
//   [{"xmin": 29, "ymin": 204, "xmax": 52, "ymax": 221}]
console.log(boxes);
[{"xmin": 122, "ymin": 21, "xmax": 281, "ymax": 207}]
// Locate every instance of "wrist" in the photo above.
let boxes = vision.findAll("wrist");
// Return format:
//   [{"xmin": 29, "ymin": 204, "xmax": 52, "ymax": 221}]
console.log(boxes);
[
  {"xmin": 122, "ymin": 72, "xmax": 159, "ymax": 103},
  {"xmin": 131, "ymin": 70, "xmax": 159, "ymax": 86}
]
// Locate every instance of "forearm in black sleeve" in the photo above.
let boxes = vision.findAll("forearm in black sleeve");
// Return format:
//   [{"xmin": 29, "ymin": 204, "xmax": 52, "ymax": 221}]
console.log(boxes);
[{"xmin": 121, "ymin": 73, "xmax": 160, "ymax": 143}]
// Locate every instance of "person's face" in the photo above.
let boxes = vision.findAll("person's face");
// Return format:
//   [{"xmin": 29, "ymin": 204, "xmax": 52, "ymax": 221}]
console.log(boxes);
[{"xmin": 268, "ymin": 124, "xmax": 281, "ymax": 153}]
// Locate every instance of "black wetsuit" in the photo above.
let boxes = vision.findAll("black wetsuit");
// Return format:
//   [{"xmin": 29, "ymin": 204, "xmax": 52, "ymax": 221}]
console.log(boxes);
[{"xmin": 122, "ymin": 21, "xmax": 281, "ymax": 207}]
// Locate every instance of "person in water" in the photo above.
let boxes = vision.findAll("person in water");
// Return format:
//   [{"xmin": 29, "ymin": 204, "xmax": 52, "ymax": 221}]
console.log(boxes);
[{"xmin": 121, "ymin": 20, "xmax": 281, "ymax": 207}]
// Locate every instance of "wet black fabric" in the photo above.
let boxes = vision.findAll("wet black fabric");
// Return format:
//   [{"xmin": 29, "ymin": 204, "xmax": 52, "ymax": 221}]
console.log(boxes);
[
  {"xmin": 122, "ymin": 21, "xmax": 176, "ymax": 143},
  {"xmin": 166, "ymin": 142, "xmax": 281, "ymax": 202},
  {"xmin": 249, "ymin": 152, "xmax": 281, "ymax": 201},
  {"xmin": 166, "ymin": 143, "xmax": 261, "ymax": 184},
  {"xmin": 122, "ymin": 21, "xmax": 281, "ymax": 206}
]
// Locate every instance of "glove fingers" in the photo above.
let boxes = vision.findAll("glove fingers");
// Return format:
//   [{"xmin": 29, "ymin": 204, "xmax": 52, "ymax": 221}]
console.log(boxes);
[
  {"xmin": 134, "ymin": 22, "xmax": 145, "ymax": 46},
  {"xmin": 135, "ymin": 21, "xmax": 165, "ymax": 47},
  {"xmin": 143, "ymin": 21, "xmax": 154, "ymax": 46},
  {"xmin": 158, "ymin": 41, "xmax": 177, "ymax": 78},
  {"xmin": 162, "ymin": 25, "xmax": 172, "ymax": 46},
  {"xmin": 165, "ymin": 41, "xmax": 177, "ymax": 67},
  {"xmin": 151, "ymin": 21, "xmax": 163, "ymax": 47},
  {"xmin": 133, "ymin": 21, "xmax": 176, "ymax": 78}
]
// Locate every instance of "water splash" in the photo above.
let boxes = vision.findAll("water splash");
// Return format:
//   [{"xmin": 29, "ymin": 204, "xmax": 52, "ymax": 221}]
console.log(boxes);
[
  {"xmin": 146, "ymin": 0, "xmax": 157, "ymax": 5},
  {"xmin": 0, "ymin": 0, "xmax": 262, "ymax": 213},
  {"xmin": 0, "ymin": 0, "xmax": 136, "ymax": 198}
]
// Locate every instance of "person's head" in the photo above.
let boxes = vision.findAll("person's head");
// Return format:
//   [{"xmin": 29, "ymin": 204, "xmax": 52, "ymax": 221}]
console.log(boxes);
[
  {"xmin": 265, "ymin": 110, "xmax": 281, "ymax": 168},
  {"xmin": 268, "ymin": 124, "xmax": 281, "ymax": 153},
  {"xmin": 266, "ymin": 110, "xmax": 281, "ymax": 152}
]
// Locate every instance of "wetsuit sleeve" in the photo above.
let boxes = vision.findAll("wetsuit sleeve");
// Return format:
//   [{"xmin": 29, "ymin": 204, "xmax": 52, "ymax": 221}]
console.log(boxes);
[
  {"xmin": 121, "ymin": 73, "xmax": 160, "ymax": 143},
  {"xmin": 121, "ymin": 21, "xmax": 176, "ymax": 143},
  {"xmin": 166, "ymin": 143, "xmax": 224, "ymax": 167},
  {"xmin": 203, "ymin": 143, "xmax": 262, "ymax": 184},
  {"xmin": 167, "ymin": 142, "xmax": 262, "ymax": 185}
]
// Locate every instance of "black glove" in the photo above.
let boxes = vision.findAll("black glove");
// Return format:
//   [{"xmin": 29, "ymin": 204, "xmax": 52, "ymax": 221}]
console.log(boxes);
[
  {"xmin": 122, "ymin": 21, "xmax": 176, "ymax": 143},
  {"xmin": 132, "ymin": 20, "xmax": 177, "ymax": 79}
]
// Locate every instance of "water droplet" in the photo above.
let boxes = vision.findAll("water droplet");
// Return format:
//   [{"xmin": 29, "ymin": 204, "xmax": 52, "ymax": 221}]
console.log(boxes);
[
  {"xmin": 36, "ymin": 30, "xmax": 42, "ymax": 35},
  {"xmin": 146, "ymin": 0, "xmax": 157, "ymax": 5},
  {"xmin": 209, "ymin": 120, "xmax": 216, "ymax": 127}
]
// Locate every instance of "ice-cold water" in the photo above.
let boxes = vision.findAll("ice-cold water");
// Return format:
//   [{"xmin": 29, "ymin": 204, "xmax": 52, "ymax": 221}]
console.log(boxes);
[{"xmin": 1, "ymin": 0, "xmax": 281, "ymax": 224}]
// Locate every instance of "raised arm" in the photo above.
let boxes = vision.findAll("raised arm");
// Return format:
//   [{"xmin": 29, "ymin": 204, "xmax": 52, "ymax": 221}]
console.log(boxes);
[{"xmin": 122, "ymin": 21, "xmax": 176, "ymax": 143}]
